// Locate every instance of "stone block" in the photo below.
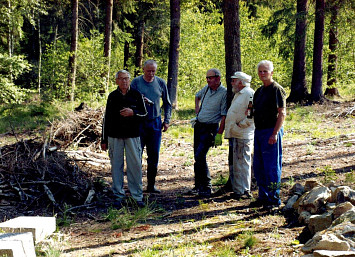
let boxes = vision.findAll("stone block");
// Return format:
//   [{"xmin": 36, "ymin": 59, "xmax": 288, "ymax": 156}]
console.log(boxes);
[
  {"xmin": 0, "ymin": 216, "xmax": 56, "ymax": 243},
  {"xmin": 0, "ymin": 232, "xmax": 36, "ymax": 257}
]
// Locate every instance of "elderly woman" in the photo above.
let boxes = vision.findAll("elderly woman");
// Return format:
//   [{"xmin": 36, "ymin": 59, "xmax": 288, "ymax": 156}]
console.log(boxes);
[
  {"xmin": 225, "ymin": 72, "xmax": 255, "ymax": 200},
  {"xmin": 251, "ymin": 60, "xmax": 286, "ymax": 210}
]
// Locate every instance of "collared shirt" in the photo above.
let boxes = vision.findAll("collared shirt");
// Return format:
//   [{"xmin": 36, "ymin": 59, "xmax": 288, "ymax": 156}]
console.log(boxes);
[
  {"xmin": 196, "ymin": 84, "xmax": 227, "ymax": 124},
  {"xmin": 131, "ymin": 75, "xmax": 172, "ymax": 124},
  {"xmin": 225, "ymin": 86, "xmax": 255, "ymax": 139}
]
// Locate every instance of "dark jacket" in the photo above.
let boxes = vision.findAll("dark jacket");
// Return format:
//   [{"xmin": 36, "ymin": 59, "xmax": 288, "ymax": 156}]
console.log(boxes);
[{"xmin": 101, "ymin": 87, "xmax": 147, "ymax": 144}]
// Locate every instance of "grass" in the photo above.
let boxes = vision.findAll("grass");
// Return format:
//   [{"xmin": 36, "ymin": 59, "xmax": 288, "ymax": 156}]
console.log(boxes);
[
  {"xmin": 104, "ymin": 199, "xmax": 155, "ymax": 231},
  {"xmin": 319, "ymin": 165, "xmax": 337, "ymax": 184}
]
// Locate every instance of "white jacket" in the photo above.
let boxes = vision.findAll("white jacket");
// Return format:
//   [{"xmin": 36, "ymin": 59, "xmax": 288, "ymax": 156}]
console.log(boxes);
[{"xmin": 225, "ymin": 86, "xmax": 255, "ymax": 139}]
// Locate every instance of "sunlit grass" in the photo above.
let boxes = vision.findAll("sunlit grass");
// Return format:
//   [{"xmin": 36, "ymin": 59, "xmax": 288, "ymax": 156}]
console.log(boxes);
[{"xmin": 285, "ymin": 104, "xmax": 355, "ymax": 141}]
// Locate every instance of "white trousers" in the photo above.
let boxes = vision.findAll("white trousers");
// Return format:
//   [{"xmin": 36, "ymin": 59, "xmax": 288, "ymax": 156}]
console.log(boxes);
[
  {"xmin": 108, "ymin": 137, "xmax": 143, "ymax": 201},
  {"xmin": 230, "ymin": 138, "xmax": 253, "ymax": 195}
]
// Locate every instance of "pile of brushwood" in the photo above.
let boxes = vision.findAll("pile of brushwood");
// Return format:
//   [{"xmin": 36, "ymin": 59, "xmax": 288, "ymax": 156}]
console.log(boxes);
[{"xmin": 0, "ymin": 105, "xmax": 110, "ymax": 217}]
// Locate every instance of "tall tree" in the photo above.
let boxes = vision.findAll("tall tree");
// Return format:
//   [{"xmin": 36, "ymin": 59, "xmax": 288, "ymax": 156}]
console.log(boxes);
[
  {"xmin": 167, "ymin": 0, "xmax": 180, "ymax": 109},
  {"xmin": 134, "ymin": 19, "xmax": 145, "ymax": 76},
  {"xmin": 310, "ymin": 0, "xmax": 325, "ymax": 102},
  {"xmin": 223, "ymin": 0, "xmax": 242, "ymax": 186},
  {"xmin": 67, "ymin": 0, "xmax": 78, "ymax": 101},
  {"xmin": 104, "ymin": 0, "xmax": 113, "ymax": 95},
  {"xmin": 326, "ymin": 0, "xmax": 339, "ymax": 89},
  {"xmin": 222, "ymin": 0, "xmax": 241, "ymax": 107},
  {"xmin": 287, "ymin": 0, "xmax": 309, "ymax": 103}
]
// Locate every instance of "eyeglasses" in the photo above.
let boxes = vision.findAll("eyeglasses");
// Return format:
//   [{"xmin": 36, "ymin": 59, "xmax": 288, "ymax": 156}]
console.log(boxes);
[
  {"xmin": 206, "ymin": 75, "xmax": 219, "ymax": 80},
  {"xmin": 118, "ymin": 77, "xmax": 130, "ymax": 81}
]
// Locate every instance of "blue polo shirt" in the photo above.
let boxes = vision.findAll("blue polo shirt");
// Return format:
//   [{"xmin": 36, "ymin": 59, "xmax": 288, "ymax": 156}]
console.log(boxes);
[{"xmin": 196, "ymin": 84, "xmax": 227, "ymax": 124}]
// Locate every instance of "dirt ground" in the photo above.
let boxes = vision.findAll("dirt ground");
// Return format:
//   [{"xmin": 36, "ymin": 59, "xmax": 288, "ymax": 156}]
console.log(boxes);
[{"xmin": 2, "ymin": 101, "xmax": 355, "ymax": 256}]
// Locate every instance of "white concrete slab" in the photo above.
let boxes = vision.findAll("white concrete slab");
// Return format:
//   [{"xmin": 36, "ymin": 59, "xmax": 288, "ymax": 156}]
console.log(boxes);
[
  {"xmin": 0, "ymin": 232, "xmax": 36, "ymax": 257},
  {"xmin": 0, "ymin": 216, "xmax": 56, "ymax": 243}
]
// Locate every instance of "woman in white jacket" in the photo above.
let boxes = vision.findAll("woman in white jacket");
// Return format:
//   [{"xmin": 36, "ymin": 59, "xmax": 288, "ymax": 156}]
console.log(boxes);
[{"xmin": 224, "ymin": 72, "xmax": 255, "ymax": 200}]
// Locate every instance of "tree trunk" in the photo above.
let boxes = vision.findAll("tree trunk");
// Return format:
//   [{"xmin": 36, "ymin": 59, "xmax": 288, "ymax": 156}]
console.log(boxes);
[
  {"xmin": 134, "ymin": 19, "xmax": 145, "ymax": 76},
  {"xmin": 38, "ymin": 16, "xmax": 42, "ymax": 95},
  {"xmin": 167, "ymin": 0, "xmax": 181, "ymax": 109},
  {"xmin": 311, "ymin": 0, "xmax": 325, "ymax": 103},
  {"xmin": 287, "ymin": 0, "xmax": 309, "ymax": 103},
  {"xmin": 223, "ymin": 0, "xmax": 242, "ymax": 108},
  {"xmin": 104, "ymin": 0, "xmax": 113, "ymax": 96},
  {"xmin": 223, "ymin": 0, "xmax": 242, "ymax": 183},
  {"xmin": 327, "ymin": 0, "xmax": 339, "ymax": 88},
  {"xmin": 124, "ymin": 41, "xmax": 130, "ymax": 70},
  {"xmin": 68, "ymin": 0, "xmax": 79, "ymax": 102}
]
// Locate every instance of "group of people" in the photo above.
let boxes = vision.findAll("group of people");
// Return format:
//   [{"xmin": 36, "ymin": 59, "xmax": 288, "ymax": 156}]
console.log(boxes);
[
  {"xmin": 101, "ymin": 59, "xmax": 286, "ymax": 210},
  {"xmin": 101, "ymin": 60, "xmax": 171, "ymax": 208}
]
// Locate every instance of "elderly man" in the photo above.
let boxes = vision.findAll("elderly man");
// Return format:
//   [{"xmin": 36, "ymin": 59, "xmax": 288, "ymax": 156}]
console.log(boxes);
[
  {"xmin": 131, "ymin": 60, "xmax": 172, "ymax": 193},
  {"xmin": 225, "ymin": 72, "xmax": 255, "ymax": 200},
  {"xmin": 251, "ymin": 60, "xmax": 286, "ymax": 210},
  {"xmin": 192, "ymin": 68, "xmax": 227, "ymax": 198},
  {"xmin": 101, "ymin": 70, "xmax": 147, "ymax": 208}
]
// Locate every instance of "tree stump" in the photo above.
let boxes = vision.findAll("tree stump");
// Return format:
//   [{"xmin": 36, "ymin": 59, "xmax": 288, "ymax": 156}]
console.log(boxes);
[{"xmin": 324, "ymin": 87, "xmax": 340, "ymax": 97}]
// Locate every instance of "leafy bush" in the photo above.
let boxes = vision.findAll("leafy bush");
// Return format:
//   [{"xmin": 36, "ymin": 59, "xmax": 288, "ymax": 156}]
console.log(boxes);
[
  {"xmin": 0, "ymin": 77, "xmax": 30, "ymax": 104},
  {"xmin": 0, "ymin": 53, "xmax": 32, "ymax": 104}
]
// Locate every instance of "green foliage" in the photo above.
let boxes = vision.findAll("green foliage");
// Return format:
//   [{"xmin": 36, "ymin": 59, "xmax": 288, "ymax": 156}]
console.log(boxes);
[
  {"xmin": 105, "ymin": 200, "xmax": 154, "ymax": 231},
  {"xmin": 319, "ymin": 165, "xmax": 337, "ymax": 184},
  {"xmin": 345, "ymin": 170, "xmax": 355, "ymax": 185},
  {"xmin": 0, "ymin": 77, "xmax": 30, "ymax": 104},
  {"xmin": 0, "ymin": 101, "xmax": 60, "ymax": 133},
  {"xmin": 0, "ymin": 53, "xmax": 32, "ymax": 104},
  {"xmin": 0, "ymin": 53, "xmax": 32, "ymax": 79},
  {"xmin": 57, "ymin": 204, "xmax": 73, "ymax": 227},
  {"xmin": 213, "ymin": 174, "xmax": 228, "ymax": 187},
  {"xmin": 244, "ymin": 234, "xmax": 258, "ymax": 249},
  {"xmin": 41, "ymin": 41, "xmax": 70, "ymax": 100},
  {"xmin": 75, "ymin": 31, "xmax": 108, "ymax": 101},
  {"xmin": 179, "ymin": 5, "xmax": 225, "ymax": 98}
]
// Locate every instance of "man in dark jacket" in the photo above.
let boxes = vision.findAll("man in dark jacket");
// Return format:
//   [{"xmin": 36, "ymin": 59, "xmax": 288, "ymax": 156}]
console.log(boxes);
[{"xmin": 101, "ymin": 70, "xmax": 147, "ymax": 208}]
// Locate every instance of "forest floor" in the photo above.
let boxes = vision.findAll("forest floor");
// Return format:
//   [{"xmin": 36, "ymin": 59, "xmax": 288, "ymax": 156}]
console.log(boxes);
[{"xmin": 1, "ymin": 100, "xmax": 355, "ymax": 256}]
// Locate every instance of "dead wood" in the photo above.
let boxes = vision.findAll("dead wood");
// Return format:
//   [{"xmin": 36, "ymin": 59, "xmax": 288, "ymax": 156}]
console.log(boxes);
[{"xmin": 0, "ymin": 106, "xmax": 110, "ymax": 217}]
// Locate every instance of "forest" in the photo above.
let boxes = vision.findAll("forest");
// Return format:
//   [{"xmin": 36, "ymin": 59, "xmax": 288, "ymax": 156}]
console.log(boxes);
[
  {"xmin": 1, "ymin": 1, "xmax": 355, "ymax": 256},
  {"xmin": 0, "ymin": 0, "xmax": 354, "ymax": 109}
]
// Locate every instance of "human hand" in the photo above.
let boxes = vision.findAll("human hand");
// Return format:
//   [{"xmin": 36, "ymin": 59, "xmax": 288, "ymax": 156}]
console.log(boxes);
[
  {"xmin": 162, "ymin": 122, "xmax": 169, "ymax": 132},
  {"xmin": 214, "ymin": 133, "xmax": 222, "ymax": 147},
  {"xmin": 268, "ymin": 134, "xmax": 277, "ymax": 144},
  {"xmin": 120, "ymin": 108, "xmax": 134, "ymax": 117}
]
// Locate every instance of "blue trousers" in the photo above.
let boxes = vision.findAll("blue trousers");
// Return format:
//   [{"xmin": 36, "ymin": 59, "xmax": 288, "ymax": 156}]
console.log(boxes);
[
  {"xmin": 193, "ymin": 122, "xmax": 218, "ymax": 190},
  {"xmin": 253, "ymin": 127, "xmax": 283, "ymax": 205},
  {"xmin": 139, "ymin": 117, "xmax": 162, "ymax": 187},
  {"xmin": 108, "ymin": 137, "xmax": 143, "ymax": 201}
]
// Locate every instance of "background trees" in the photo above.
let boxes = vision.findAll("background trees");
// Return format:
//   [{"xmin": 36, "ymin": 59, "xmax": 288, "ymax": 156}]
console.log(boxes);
[
  {"xmin": 167, "ymin": 0, "xmax": 181, "ymax": 109},
  {"xmin": 0, "ymin": 0, "xmax": 353, "ymax": 106}
]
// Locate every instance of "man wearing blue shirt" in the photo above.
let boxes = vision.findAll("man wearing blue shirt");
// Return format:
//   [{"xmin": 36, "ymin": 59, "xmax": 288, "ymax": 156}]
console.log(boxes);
[{"xmin": 131, "ymin": 60, "xmax": 172, "ymax": 193}]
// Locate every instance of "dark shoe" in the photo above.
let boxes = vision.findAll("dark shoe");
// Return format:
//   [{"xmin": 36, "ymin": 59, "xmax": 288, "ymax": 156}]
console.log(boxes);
[
  {"xmin": 198, "ymin": 188, "xmax": 212, "ymax": 198},
  {"xmin": 213, "ymin": 184, "xmax": 232, "ymax": 196},
  {"xmin": 263, "ymin": 204, "xmax": 280, "ymax": 211},
  {"xmin": 249, "ymin": 198, "xmax": 264, "ymax": 208},
  {"xmin": 146, "ymin": 186, "xmax": 161, "ymax": 194},
  {"xmin": 186, "ymin": 187, "xmax": 199, "ymax": 195},
  {"xmin": 136, "ymin": 201, "xmax": 146, "ymax": 208},
  {"xmin": 232, "ymin": 193, "xmax": 243, "ymax": 200},
  {"xmin": 112, "ymin": 199, "xmax": 123, "ymax": 209},
  {"xmin": 243, "ymin": 191, "xmax": 252, "ymax": 199}
]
